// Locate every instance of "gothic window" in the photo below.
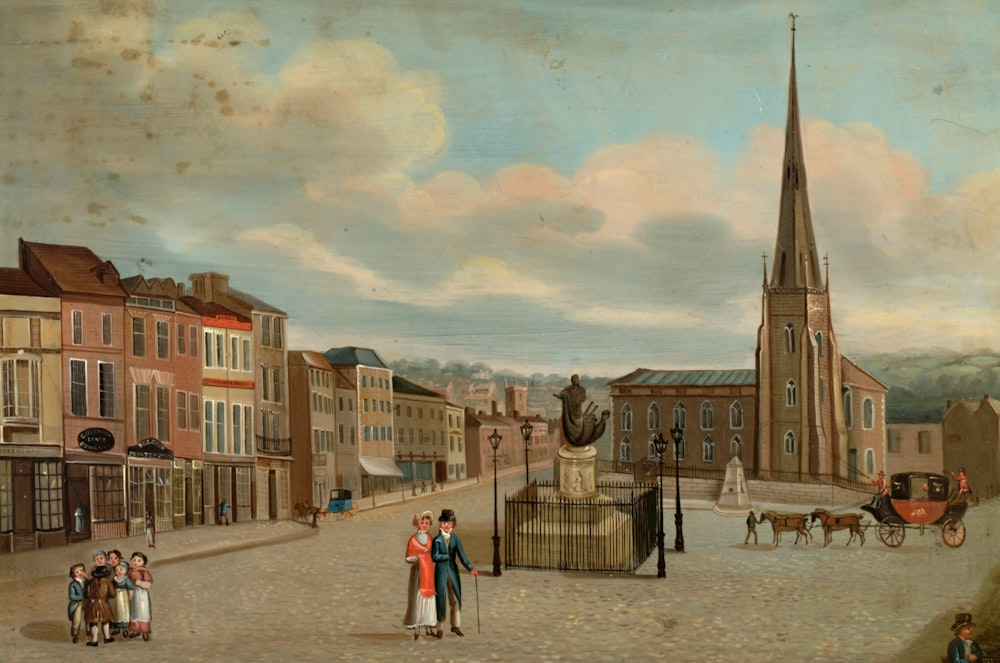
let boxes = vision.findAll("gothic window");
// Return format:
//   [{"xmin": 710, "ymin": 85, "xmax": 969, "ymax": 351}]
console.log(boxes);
[
  {"xmin": 863, "ymin": 398, "xmax": 874, "ymax": 429},
  {"xmin": 730, "ymin": 401, "xmax": 743, "ymax": 429},
  {"xmin": 815, "ymin": 331, "xmax": 823, "ymax": 357},
  {"xmin": 672, "ymin": 402, "xmax": 686, "ymax": 430},
  {"xmin": 647, "ymin": 402, "xmax": 660, "ymax": 430},
  {"xmin": 784, "ymin": 323, "xmax": 795, "ymax": 353},
  {"xmin": 619, "ymin": 437, "xmax": 632, "ymax": 462},
  {"xmin": 699, "ymin": 401, "xmax": 714, "ymax": 430},
  {"xmin": 647, "ymin": 436, "xmax": 661, "ymax": 460},
  {"xmin": 865, "ymin": 448, "xmax": 876, "ymax": 475},
  {"xmin": 620, "ymin": 404, "xmax": 632, "ymax": 431},
  {"xmin": 784, "ymin": 430, "xmax": 796, "ymax": 455},
  {"xmin": 674, "ymin": 437, "xmax": 687, "ymax": 461},
  {"xmin": 731, "ymin": 436, "xmax": 743, "ymax": 459},
  {"xmin": 843, "ymin": 387, "xmax": 854, "ymax": 427},
  {"xmin": 786, "ymin": 380, "xmax": 797, "ymax": 407},
  {"xmin": 819, "ymin": 378, "xmax": 825, "ymax": 403},
  {"xmin": 702, "ymin": 436, "xmax": 715, "ymax": 462}
]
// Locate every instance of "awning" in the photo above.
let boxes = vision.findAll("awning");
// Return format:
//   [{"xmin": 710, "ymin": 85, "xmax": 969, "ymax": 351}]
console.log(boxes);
[{"xmin": 359, "ymin": 456, "xmax": 404, "ymax": 478}]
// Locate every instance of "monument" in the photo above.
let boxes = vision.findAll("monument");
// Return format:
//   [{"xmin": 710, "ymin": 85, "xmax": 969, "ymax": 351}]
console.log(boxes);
[
  {"xmin": 713, "ymin": 456, "xmax": 754, "ymax": 515},
  {"xmin": 552, "ymin": 374, "xmax": 610, "ymax": 498}
]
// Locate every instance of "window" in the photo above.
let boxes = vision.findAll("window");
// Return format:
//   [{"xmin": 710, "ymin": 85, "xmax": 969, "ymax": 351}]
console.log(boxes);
[
  {"xmin": 918, "ymin": 431, "xmax": 931, "ymax": 454},
  {"xmin": 786, "ymin": 380, "xmax": 797, "ymax": 407},
  {"xmin": 156, "ymin": 321, "xmax": 170, "ymax": 359},
  {"xmin": 702, "ymin": 436, "xmax": 715, "ymax": 462},
  {"xmin": 204, "ymin": 402, "xmax": 214, "ymax": 452},
  {"xmin": 363, "ymin": 399, "xmax": 369, "ymax": 413},
  {"xmin": 784, "ymin": 323, "xmax": 795, "ymax": 353},
  {"xmin": 338, "ymin": 424, "xmax": 344, "ymax": 445},
  {"xmin": 864, "ymin": 448, "xmax": 876, "ymax": 475},
  {"xmin": 189, "ymin": 396, "xmax": 200, "ymax": 432},
  {"xmin": 132, "ymin": 317, "xmax": 146, "ymax": 357},
  {"xmin": 99, "ymin": 362, "xmax": 115, "ymax": 418},
  {"xmin": 730, "ymin": 401, "xmax": 743, "ymax": 429},
  {"xmin": 215, "ymin": 332, "xmax": 225, "ymax": 368},
  {"xmin": 619, "ymin": 437, "xmax": 632, "ymax": 462},
  {"xmin": 819, "ymin": 378, "xmax": 825, "ymax": 403},
  {"xmin": 156, "ymin": 386, "xmax": 169, "ymax": 440},
  {"xmin": 731, "ymin": 436, "xmax": 743, "ymax": 459},
  {"xmin": 231, "ymin": 336, "xmax": 239, "ymax": 369},
  {"xmin": 70, "ymin": 359, "xmax": 87, "ymax": 416},
  {"xmin": 177, "ymin": 391, "xmax": 188, "ymax": 429},
  {"xmin": 887, "ymin": 429, "xmax": 901, "ymax": 454},
  {"xmin": 364, "ymin": 426, "xmax": 371, "ymax": 442},
  {"xmin": 233, "ymin": 404, "xmax": 244, "ymax": 455},
  {"xmin": 189, "ymin": 327, "xmax": 198, "ymax": 357},
  {"xmin": 29, "ymin": 318, "xmax": 40, "ymax": 348},
  {"xmin": 620, "ymin": 404, "xmax": 632, "ymax": 431},
  {"xmin": 815, "ymin": 331, "xmax": 823, "ymax": 357},
  {"xmin": 361, "ymin": 375, "xmax": 367, "ymax": 388},
  {"xmin": 674, "ymin": 437, "xmax": 687, "ymax": 462},
  {"xmin": 177, "ymin": 324, "xmax": 186, "ymax": 354},
  {"xmin": 242, "ymin": 339, "xmax": 251, "ymax": 371},
  {"xmin": 843, "ymin": 387, "xmax": 854, "ymax": 427},
  {"xmin": 135, "ymin": 385, "xmax": 151, "ymax": 439},
  {"xmin": 672, "ymin": 402, "xmax": 686, "ymax": 430},
  {"xmin": 102, "ymin": 313, "xmax": 112, "ymax": 346},
  {"xmin": 91, "ymin": 465, "xmax": 124, "ymax": 522},
  {"xmin": 700, "ymin": 401, "xmax": 714, "ymax": 430},
  {"xmin": 647, "ymin": 403, "xmax": 660, "ymax": 430},
  {"xmin": 216, "ymin": 402, "xmax": 226, "ymax": 453},
  {"xmin": 273, "ymin": 318, "xmax": 283, "ymax": 349},
  {"xmin": 72, "ymin": 310, "xmax": 83, "ymax": 345},
  {"xmin": 863, "ymin": 398, "xmax": 875, "ymax": 429},
  {"xmin": 2, "ymin": 357, "xmax": 40, "ymax": 422},
  {"xmin": 647, "ymin": 436, "xmax": 661, "ymax": 460},
  {"xmin": 261, "ymin": 316, "xmax": 271, "ymax": 347},
  {"xmin": 784, "ymin": 431, "xmax": 796, "ymax": 455},
  {"xmin": 34, "ymin": 461, "xmax": 64, "ymax": 531}
]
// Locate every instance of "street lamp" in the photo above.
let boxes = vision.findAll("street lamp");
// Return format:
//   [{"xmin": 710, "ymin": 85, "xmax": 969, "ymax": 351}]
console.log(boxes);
[
  {"xmin": 669, "ymin": 425, "xmax": 686, "ymax": 552},
  {"xmin": 651, "ymin": 432, "xmax": 668, "ymax": 578},
  {"xmin": 488, "ymin": 428, "xmax": 503, "ymax": 577},
  {"xmin": 520, "ymin": 419, "xmax": 534, "ymax": 485}
]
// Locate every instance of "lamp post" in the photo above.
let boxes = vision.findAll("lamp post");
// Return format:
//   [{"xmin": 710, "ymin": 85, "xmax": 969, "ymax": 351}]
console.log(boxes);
[
  {"xmin": 520, "ymin": 419, "xmax": 534, "ymax": 485},
  {"xmin": 670, "ymin": 425, "xmax": 686, "ymax": 552},
  {"xmin": 488, "ymin": 428, "xmax": 503, "ymax": 577},
  {"xmin": 651, "ymin": 432, "xmax": 668, "ymax": 578}
]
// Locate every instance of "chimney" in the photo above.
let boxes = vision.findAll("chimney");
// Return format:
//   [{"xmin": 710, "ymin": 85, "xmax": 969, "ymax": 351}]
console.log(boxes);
[{"xmin": 491, "ymin": 400, "xmax": 498, "ymax": 416}]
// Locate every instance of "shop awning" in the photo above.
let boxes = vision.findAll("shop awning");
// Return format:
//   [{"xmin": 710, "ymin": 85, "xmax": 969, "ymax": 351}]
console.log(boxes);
[{"xmin": 359, "ymin": 455, "xmax": 404, "ymax": 478}]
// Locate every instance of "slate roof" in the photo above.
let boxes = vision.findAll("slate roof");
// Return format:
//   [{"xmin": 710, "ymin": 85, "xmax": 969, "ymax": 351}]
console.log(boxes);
[
  {"xmin": 392, "ymin": 375, "xmax": 441, "ymax": 398},
  {"xmin": 323, "ymin": 346, "xmax": 390, "ymax": 369},
  {"xmin": 610, "ymin": 368, "xmax": 757, "ymax": 387}
]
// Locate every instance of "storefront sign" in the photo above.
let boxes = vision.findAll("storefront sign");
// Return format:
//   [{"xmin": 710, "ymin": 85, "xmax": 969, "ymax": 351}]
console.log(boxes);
[
  {"xmin": 78, "ymin": 428, "xmax": 115, "ymax": 452},
  {"xmin": 128, "ymin": 437, "xmax": 174, "ymax": 460}
]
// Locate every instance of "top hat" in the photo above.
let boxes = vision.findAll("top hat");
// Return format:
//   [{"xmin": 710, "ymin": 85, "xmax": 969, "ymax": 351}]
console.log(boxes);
[
  {"xmin": 91, "ymin": 564, "xmax": 109, "ymax": 579},
  {"xmin": 951, "ymin": 613, "xmax": 975, "ymax": 632},
  {"xmin": 438, "ymin": 508, "xmax": 456, "ymax": 523}
]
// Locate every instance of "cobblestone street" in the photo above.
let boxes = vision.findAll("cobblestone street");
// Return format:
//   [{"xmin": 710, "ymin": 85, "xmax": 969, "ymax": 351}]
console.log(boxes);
[{"xmin": 2, "ymin": 470, "xmax": 998, "ymax": 662}]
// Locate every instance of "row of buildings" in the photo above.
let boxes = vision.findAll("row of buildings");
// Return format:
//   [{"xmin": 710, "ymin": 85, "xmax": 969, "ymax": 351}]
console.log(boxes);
[{"xmin": 1, "ymin": 239, "xmax": 559, "ymax": 553}]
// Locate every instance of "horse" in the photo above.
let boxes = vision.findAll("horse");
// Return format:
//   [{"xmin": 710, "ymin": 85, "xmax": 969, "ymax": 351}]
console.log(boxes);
[
  {"xmin": 757, "ymin": 511, "xmax": 812, "ymax": 546},
  {"xmin": 809, "ymin": 508, "xmax": 866, "ymax": 547}
]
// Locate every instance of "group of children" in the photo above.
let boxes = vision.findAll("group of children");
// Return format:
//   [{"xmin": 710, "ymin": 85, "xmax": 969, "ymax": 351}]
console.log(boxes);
[{"xmin": 67, "ymin": 549, "xmax": 153, "ymax": 646}]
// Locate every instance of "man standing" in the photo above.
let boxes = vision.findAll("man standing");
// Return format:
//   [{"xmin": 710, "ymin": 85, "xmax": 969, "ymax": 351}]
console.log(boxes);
[
  {"xmin": 431, "ymin": 508, "xmax": 477, "ymax": 638},
  {"xmin": 947, "ymin": 613, "xmax": 984, "ymax": 663},
  {"xmin": 744, "ymin": 510, "xmax": 758, "ymax": 545}
]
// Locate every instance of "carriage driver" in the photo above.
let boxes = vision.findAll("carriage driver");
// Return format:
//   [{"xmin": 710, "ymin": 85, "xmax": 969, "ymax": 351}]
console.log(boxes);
[{"xmin": 871, "ymin": 471, "xmax": 889, "ymax": 508}]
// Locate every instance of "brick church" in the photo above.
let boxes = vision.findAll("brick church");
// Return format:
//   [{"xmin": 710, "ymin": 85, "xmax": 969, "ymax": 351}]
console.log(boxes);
[{"xmin": 610, "ymin": 21, "xmax": 888, "ymax": 483}]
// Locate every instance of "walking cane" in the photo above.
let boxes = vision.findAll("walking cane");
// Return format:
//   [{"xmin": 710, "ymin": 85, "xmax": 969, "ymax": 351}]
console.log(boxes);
[{"xmin": 474, "ymin": 573, "xmax": 481, "ymax": 634}]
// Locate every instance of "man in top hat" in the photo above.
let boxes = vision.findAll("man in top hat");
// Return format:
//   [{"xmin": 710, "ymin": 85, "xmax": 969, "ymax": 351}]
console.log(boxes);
[
  {"xmin": 431, "ymin": 508, "xmax": 477, "ymax": 638},
  {"xmin": 947, "ymin": 612, "xmax": 984, "ymax": 663}
]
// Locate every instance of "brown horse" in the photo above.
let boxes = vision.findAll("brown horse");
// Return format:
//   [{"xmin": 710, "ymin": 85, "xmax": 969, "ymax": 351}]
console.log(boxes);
[
  {"xmin": 809, "ymin": 508, "xmax": 865, "ymax": 547},
  {"xmin": 757, "ymin": 511, "xmax": 812, "ymax": 546}
]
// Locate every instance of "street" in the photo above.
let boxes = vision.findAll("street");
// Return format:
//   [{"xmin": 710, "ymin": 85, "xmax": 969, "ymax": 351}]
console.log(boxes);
[{"xmin": 2, "ymin": 471, "xmax": 998, "ymax": 662}]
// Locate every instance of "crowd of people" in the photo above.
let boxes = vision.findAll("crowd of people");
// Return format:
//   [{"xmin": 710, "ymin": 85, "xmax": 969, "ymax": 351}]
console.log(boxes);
[{"xmin": 67, "ymin": 548, "xmax": 153, "ymax": 646}]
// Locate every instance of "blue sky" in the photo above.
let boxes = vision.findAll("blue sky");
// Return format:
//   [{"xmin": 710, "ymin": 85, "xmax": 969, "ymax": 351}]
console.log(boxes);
[{"xmin": 2, "ymin": 0, "xmax": 999, "ymax": 376}]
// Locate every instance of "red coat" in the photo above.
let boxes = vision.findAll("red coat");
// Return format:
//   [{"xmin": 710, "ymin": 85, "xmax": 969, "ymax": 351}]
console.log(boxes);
[{"xmin": 407, "ymin": 534, "xmax": 435, "ymax": 597}]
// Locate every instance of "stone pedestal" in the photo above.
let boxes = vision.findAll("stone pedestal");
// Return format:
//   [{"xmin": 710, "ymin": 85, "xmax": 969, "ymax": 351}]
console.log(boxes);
[
  {"xmin": 714, "ymin": 456, "xmax": 753, "ymax": 515},
  {"xmin": 557, "ymin": 444, "xmax": 598, "ymax": 499}
]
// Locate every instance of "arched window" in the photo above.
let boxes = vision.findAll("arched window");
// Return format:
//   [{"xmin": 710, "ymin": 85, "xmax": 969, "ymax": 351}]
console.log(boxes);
[
  {"xmin": 672, "ymin": 402, "xmax": 686, "ymax": 430},
  {"xmin": 843, "ymin": 387, "xmax": 854, "ymax": 428},
  {"xmin": 674, "ymin": 436, "xmax": 687, "ymax": 461},
  {"xmin": 619, "ymin": 437, "xmax": 632, "ymax": 462},
  {"xmin": 783, "ymin": 430, "xmax": 796, "ymax": 455},
  {"xmin": 647, "ymin": 402, "xmax": 660, "ymax": 430},
  {"xmin": 702, "ymin": 436, "xmax": 715, "ymax": 462},
  {"xmin": 620, "ymin": 403, "xmax": 632, "ymax": 432},
  {"xmin": 786, "ymin": 380, "xmax": 797, "ymax": 406},
  {"xmin": 864, "ymin": 448, "xmax": 876, "ymax": 474},
  {"xmin": 815, "ymin": 331, "xmax": 823, "ymax": 357},
  {"xmin": 731, "ymin": 436, "xmax": 743, "ymax": 459},
  {"xmin": 730, "ymin": 401, "xmax": 743, "ymax": 429},
  {"xmin": 647, "ymin": 435, "xmax": 661, "ymax": 460},
  {"xmin": 863, "ymin": 398, "xmax": 874, "ymax": 429},
  {"xmin": 819, "ymin": 378, "xmax": 825, "ymax": 403},
  {"xmin": 699, "ymin": 401, "xmax": 714, "ymax": 430},
  {"xmin": 784, "ymin": 323, "xmax": 796, "ymax": 353}
]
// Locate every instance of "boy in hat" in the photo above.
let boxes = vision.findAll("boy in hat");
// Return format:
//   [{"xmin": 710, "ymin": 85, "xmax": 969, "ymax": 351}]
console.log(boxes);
[
  {"xmin": 431, "ymin": 508, "xmax": 477, "ymax": 638},
  {"xmin": 947, "ymin": 612, "xmax": 984, "ymax": 663}
]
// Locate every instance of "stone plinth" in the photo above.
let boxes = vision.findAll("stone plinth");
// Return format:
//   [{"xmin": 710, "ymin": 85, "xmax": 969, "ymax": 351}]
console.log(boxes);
[
  {"xmin": 557, "ymin": 444, "xmax": 598, "ymax": 499},
  {"xmin": 514, "ymin": 502, "xmax": 635, "ymax": 571},
  {"xmin": 714, "ymin": 456, "xmax": 753, "ymax": 515}
]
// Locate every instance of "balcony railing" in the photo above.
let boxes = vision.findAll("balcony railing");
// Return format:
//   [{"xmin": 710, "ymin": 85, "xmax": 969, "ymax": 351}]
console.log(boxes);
[{"xmin": 255, "ymin": 435, "xmax": 292, "ymax": 456}]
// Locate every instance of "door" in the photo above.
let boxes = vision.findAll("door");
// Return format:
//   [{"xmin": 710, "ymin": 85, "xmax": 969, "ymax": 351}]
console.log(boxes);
[
  {"xmin": 13, "ymin": 461, "xmax": 32, "ymax": 534},
  {"xmin": 268, "ymin": 470, "xmax": 277, "ymax": 520},
  {"xmin": 847, "ymin": 448, "xmax": 859, "ymax": 482},
  {"xmin": 66, "ymin": 464, "xmax": 91, "ymax": 542}
]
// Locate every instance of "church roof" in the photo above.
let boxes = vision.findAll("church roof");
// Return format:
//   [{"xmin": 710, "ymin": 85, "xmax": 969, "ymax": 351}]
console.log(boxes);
[
  {"xmin": 610, "ymin": 368, "xmax": 756, "ymax": 387},
  {"xmin": 841, "ymin": 357, "xmax": 889, "ymax": 392}
]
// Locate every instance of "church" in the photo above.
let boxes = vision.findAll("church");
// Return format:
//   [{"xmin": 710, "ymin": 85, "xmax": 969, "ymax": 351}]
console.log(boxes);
[{"xmin": 610, "ymin": 21, "xmax": 888, "ymax": 484}]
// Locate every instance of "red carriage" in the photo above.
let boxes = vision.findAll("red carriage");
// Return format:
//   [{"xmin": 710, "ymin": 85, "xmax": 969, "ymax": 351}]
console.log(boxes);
[{"xmin": 861, "ymin": 471, "xmax": 967, "ymax": 548}]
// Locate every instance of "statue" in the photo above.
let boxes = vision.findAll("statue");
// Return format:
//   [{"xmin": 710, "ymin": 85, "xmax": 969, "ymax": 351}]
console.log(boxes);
[{"xmin": 553, "ymin": 374, "xmax": 610, "ymax": 448}]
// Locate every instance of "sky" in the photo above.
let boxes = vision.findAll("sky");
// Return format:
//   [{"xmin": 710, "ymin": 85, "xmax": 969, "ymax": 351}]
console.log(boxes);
[{"xmin": 2, "ymin": 0, "xmax": 999, "ymax": 377}]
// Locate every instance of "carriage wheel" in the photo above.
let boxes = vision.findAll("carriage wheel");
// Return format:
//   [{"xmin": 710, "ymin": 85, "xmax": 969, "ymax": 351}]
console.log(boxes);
[
  {"xmin": 941, "ymin": 519, "xmax": 966, "ymax": 548},
  {"xmin": 876, "ymin": 519, "xmax": 905, "ymax": 548}
]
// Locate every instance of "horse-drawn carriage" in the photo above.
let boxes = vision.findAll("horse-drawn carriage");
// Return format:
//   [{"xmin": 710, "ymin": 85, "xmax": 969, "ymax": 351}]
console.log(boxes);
[{"xmin": 860, "ymin": 471, "xmax": 967, "ymax": 548}]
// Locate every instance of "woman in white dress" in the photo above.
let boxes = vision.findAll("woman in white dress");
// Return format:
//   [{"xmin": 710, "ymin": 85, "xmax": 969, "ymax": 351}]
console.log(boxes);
[{"xmin": 403, "ymin": 510, "xmax": 437, "ymax": 639}]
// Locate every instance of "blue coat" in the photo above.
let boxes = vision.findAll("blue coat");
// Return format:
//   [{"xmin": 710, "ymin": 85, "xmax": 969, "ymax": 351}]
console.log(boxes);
[
  {"xmin": 67, "ymin": 580, "xmax": 85, "ymax": 621},
  {"xmin": 948, "ymin": 637, "xmax": 985, "ymax": 663},
  {"xmin": 431, "ymin": 531, "xmax": 474, "ymax": 619}
]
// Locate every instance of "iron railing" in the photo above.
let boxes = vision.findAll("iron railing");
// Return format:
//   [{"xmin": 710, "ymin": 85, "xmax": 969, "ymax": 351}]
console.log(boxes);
[
  {"xmin": 255, "ymin": 435, "xmax": 292, "ymax": 456},
  {"xmin": 505, "ymin": 481, "xmax": 658, "ymax": 574}
]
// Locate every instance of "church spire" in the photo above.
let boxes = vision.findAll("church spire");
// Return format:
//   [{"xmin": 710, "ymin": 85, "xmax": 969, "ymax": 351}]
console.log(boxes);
[{"xmin": 770, "ymin": 14, "xmax": 822, "ymax": 289}]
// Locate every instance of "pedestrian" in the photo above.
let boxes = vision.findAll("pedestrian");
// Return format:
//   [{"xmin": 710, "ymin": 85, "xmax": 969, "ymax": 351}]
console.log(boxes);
[
  {"xmin": 949, "ymin": 468, "xmax": 972, "ymax": 501},
  {"xmin": 947, "ymin": 612, "xmax": 985, "ymax": 663},
  {"xmin": 110, "ymin": 561, "xmax": 133, "ymax": 636},
  {"xmin": 403, "ymin": 510, "xmax": 437, "ymax": 640},
  {"xmin": 127, "ymin": 551, "xmax": 153, "ymax": 641},
  {"xmin": 219, "ymin": 500, "xmax": 230, "ymax": 525},
  {"xmin": 90, "ymin": 548, "xmax": 109, "ymax": 577},
  {"xmin": 83, "ymin": 564, "xmax": 116, "ymax": 646},
  {"xmin": 67, "ymin": 562, "xmax": 87, "ymax": 644},
  {"xmin": 744, "ymin": 510, "xmax": 758, "ymax": 545},
  {"xmin": 107, "ymin": 549, "xmax": 123, "ymax": 571},
  {"xmin": 421, "ymin": 481, "xmax": 427, "ymax": 494},
  {"xmin": 431, "ymin": 508, "xmax": 477, "ymax": 638},
  {"xmin": 145, "ymin": 511, "xmax": 156, "ymax": 547}
]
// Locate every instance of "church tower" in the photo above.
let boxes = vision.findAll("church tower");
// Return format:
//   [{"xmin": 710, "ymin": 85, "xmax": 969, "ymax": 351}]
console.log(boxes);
[{"xmin": 756, "ymin": 17, "xmax": 848, "ymax": 478}]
